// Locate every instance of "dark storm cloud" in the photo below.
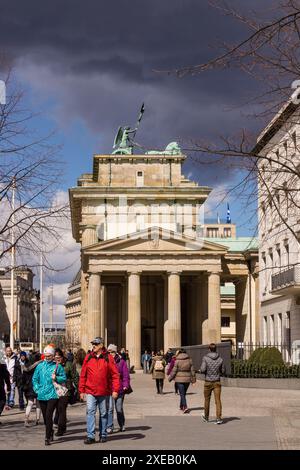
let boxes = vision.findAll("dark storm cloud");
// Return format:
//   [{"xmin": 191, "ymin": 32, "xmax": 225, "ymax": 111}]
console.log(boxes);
[{"xmin": 0, "ymin": 0, "xmax": 270, "ymax": 184}]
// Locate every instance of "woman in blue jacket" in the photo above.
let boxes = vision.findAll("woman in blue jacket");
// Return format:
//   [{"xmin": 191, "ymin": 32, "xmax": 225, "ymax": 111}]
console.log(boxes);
[{"xmin": 32, "ymin": 346, "xmax": 66, "ymax": 445}]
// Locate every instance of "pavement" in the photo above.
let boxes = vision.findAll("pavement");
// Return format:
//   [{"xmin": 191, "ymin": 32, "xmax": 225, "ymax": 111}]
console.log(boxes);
[{"xmin": 0, "ymin": 373, "xmax": 300, "ymax": 450}]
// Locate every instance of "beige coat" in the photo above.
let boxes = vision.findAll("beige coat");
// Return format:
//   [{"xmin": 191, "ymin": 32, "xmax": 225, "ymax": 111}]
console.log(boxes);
[
  {"xmin": 168, "ymin": 352, "xmax": 196, "ymax": 383},
  {"xmin": 149, "ymin": 355, "xmax": 166, "ymax": 379}
]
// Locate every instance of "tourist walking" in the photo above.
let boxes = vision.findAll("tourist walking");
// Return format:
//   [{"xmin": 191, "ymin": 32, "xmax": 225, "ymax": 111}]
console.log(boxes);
[
  {"xmin": 141, "ymin": 350, "xmax": 151, "ymax": 374},
  {"xmin": 166, "ymin": 350, "xmax": 179, "ymax": 395},
  {"xmin": 200, "ymin": 343, "xmax": 225, "ymax": 424},
  {"xmin": 168, "ymin": 348, "xmax": 196, "ymax": 413},
  {"xmin": 53, "ymin": 348, "xmax": 79, "ymax": 436},
  {"xmin": 22, "ymin": 352, "xmax": 42, "ymax": 427},
  {"xmin": 149, "ymin": 350, "xmax": 166, "ymax": 394},
  {"xmin": 4, "ymin": 347, "xmax": 17, "ymax": 409},
  {"xmin": 107, "ymin": 344, "xmax": 130, "ymax": 433},
  {"xmin": 0, "ymin": 363, "xmax": 10, "ymax": 424},
  {"xmin": 79, "ymin": 337, "xmax": 120, "ymax": 444},
  {"xmin": 32, "ymin": 346, "xmax": 66, "ymax": 445},
  {"xmin": 14, "ymin": 351, "xmax": 27, "ymax": 410}
]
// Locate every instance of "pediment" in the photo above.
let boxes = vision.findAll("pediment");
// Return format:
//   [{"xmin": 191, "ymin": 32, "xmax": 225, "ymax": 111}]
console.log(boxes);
[{"xmin": 84, "ymin": 227, "xmax": 228, "ymax": 254}]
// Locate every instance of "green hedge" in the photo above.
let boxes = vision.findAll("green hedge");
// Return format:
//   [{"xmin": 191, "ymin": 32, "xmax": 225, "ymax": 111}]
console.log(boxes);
[
  {"xmin": 247, "ymin": 347, "xmax": 284, "ymax": 367},
  {"xmin": 231, "ymin": 360, "xmax": 300, "ymax": 378}
]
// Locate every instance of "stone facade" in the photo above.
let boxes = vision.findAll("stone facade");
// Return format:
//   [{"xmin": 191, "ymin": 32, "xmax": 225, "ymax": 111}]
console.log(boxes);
[
  {"xmin": 255, "ymin": 102, "xmax": 300, "ymax": 361},
  {"xmin": 0, "ymin": 267, "xmax": 40, "ymax": 344},
  {"xmin": 68, "ymin": 151, "xmax": 259, "ymax": 368}
]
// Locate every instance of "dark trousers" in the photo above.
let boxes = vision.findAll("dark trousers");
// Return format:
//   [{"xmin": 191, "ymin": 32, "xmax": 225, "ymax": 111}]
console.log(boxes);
[
  {"xmin": 155, "ymin": 379, "xmax": 164, "ymax": 394},
  {"xmin": 0, "ymin": 399, "xmax": 5, "ymax": 416},
  {"xmin": 177, "ymin": 382, "xmax": 190, "ymax": 409},
  {"xmin": 54, "ymin": 395, "xmax": 69, "ymax": 432},
  {"xmin": 39, "ymin": 399, "xmax": 58, "ymax": 440},
  {"xmin": 18, "ymin": 386, "xmax": 25, "ymax": 408}
]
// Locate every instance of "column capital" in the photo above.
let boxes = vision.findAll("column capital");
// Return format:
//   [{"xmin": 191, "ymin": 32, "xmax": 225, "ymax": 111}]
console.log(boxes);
[
  {"xmin": 87, "ymin": 271, "xmax": 102, "ymax": 276},
  {"xmin": 167, "ymin": 270, "xmax": 182, "ymax": 275},
  {"xmin": 207, "ymin": 270, "xmax": 222, "ymax": 277},
  {"xmin": 127, "ymin": 270, "xmax": 142, "ymax": 276}
]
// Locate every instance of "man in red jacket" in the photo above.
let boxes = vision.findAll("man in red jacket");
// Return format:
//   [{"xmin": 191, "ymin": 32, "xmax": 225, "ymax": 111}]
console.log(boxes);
[{"xmin": 79, "ymin": 337, "xmax": 120, "ymax": 444}]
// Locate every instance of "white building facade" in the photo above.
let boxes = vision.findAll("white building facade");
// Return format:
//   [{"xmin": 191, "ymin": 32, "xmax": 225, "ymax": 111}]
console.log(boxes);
[{"xmin": 255, "ymin": 100, "xmax": 300, "ymax": 362}]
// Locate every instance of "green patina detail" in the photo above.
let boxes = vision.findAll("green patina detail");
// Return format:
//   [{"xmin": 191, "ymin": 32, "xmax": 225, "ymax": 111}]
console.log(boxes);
[
  {"xmin": 145, "ymin": 141, "xmax": 182, "ymax": 155},
  {"xmin": 205, "ymin": 237, "xmax": 258, "ymax": 252}
]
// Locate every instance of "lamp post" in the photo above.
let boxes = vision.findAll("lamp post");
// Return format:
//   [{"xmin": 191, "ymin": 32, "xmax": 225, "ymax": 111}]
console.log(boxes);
[
  {"xmin": 39, "ymin": 253, "xmax": 43, "ymax": 353},
  {"xmin": 10, "ymin": 176, "xmax": 16, "ymax": 349}
]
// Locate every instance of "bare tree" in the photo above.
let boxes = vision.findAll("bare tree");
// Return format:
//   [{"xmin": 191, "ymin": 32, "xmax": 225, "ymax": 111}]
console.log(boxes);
[
  {"xmin": 0, "ymin": 67, "xmax": 69, "ymax": 268},
  {"xmin": 167, "ymin": 0, "xmax": 300, "ymax": 260}
]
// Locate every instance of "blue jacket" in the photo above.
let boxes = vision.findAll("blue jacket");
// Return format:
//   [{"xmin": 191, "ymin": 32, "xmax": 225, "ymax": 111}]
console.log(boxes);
[{"xmin": 32, "ymin": 360, "xmax": 66, "ymax": 401}]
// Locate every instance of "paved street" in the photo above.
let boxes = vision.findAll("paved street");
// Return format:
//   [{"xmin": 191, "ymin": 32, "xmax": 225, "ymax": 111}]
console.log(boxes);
[{"xmin": 0, "ymin": 373, "xmax": 299, "ymax": 450}]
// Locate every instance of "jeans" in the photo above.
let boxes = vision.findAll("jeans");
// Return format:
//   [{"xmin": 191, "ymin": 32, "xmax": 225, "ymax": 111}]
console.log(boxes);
[
  {"xmin": 18, "ymin": 386, "xmax": 25, "ymax": 408},
  {"xmin": 143, "ymin": 361, "xmax": 150, "ymax": 374},
  {"xmin": 204, "ymin": 381, "xmax": 222, "ymax": 420},
  {"xmin": 107, "ymin": 395, "xmax": 125, "ymax": 430},
  {"xmin": 39, "ymin": 399, "xmax": 58, "ymax": 440},
  {"xmin": 177, "ymin": 383, "xmax": 190, "ymax": 409},
  {"xmin": 6, "ymin": 382, "xmax": 15, "ymax": 407},
  {"xmin": 86, "ymin": 394, "xmax": 109, "ymax": 439}
]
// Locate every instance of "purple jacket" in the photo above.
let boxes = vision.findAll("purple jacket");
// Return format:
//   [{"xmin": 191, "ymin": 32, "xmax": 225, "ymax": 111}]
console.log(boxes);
[{"xmin": 114, "ymin": 354, "xmax": 130, "ymax": 395}]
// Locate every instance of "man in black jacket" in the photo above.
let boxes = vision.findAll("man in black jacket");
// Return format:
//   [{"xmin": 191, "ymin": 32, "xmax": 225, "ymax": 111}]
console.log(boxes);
[{"xmin": 0, "ymin": 363, "xmax": 11, "ymax": 424}]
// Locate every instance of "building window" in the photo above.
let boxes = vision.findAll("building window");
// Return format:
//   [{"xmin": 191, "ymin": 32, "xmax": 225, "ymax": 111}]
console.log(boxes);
[
  {"xmin": 207, "ymin": 227, "xmax": 218, "ymax": 238},
  {"xmin": 276, "ymin": 244, "xmax": 281, "ymax": 269},
  {"xmin": 284, "ymin": 242, "xmax": 289, "ymax": 267},
  {"xmin": 223, "ymin": 227, "xmax": 231, "ymax": 238},
  {"xmin": 263, "ymin": 316, "xmax": 268, "ymax": 343},
  {"xmin": 221, "ymin": 317, "xmax": 230, "ymax": 328},
  {"xmin": 136, "ymin": 170, "xmax": 144, "ymax": 187},
  {"xmin": 277, "ymin": 313, "xmax": 282, "ymax": 344},
  {"xmin": 270, "ymin": 314, "xmax": 275, "ymax": 345},
  {"xmin": 269, "ymin": 249, "xmax": 273, "ymax": 274}
]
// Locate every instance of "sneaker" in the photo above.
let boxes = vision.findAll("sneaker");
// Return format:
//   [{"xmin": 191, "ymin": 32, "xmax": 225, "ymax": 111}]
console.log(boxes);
[
  {"xmin": 84, "ymin": 438, "xmax": 96, "ymax": 445},
  {"xmin": 201, "ymin": 415, "xmax": 209, "ymax": 423},
  {"xmin": 118, "ymin": 426, "xmax": 126, "ymax": 432},
  {"xmin": 24, "ymin": 420, "xmax": 30, "ymax": 428},
  {"xmin": 99, "ymin": 437, "xmax": 107, "ymax": 443},
  {"xmin": 215, "ymin": 419, "xmax": 223, "ymax": 425},
  {"xmin": 183, "ymin": 408, "xmax": 190, "ymax": 414},
  {"xmin": 106, "ymin": 427, "xmax": 113, "ymax": 434}
]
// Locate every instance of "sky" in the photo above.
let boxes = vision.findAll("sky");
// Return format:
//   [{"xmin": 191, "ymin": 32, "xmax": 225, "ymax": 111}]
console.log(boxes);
[{"xmin": 0, "ymin": 0, "xmax": 273, "ymax": 322}]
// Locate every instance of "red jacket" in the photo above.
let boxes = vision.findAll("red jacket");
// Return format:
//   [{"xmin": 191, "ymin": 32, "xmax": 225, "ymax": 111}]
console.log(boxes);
[{"xmin": 79, "ymin": 350, "xmax": 120, "ymax": 396}]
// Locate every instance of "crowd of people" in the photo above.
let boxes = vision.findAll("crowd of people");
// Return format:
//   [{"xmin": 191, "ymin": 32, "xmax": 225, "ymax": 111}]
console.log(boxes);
[{"xmin": 0, "ymin": 339, "xmax": 225, "ymax": 446}]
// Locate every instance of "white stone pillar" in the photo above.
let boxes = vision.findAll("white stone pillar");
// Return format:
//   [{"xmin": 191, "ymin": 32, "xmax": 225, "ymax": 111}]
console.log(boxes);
[
  {"xmin": 167, "ymin": 271, "xmax": 181, "ymax": 348},
  {"xmin": 194, "ymin": 275, "xmax": 203, "ymax": 345},
  {"xmin": 127, "ymin": 271, "xmax": 141, "ymax": 370},
  {"xmin": 87, "ymin": 273, "xmax": 101, "ymax": 343},
  {"xmin": 100, "ymin": 285, "xmax": 106, "ymax": 339},
  {"xmin": 207, "ymin": 271, "xmax": 221, "ymax": 343}
]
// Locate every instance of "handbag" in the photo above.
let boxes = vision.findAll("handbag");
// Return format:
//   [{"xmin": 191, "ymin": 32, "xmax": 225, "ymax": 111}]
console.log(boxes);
[
  {"xmin": 53, "ymin": 364, "xmax": 68, "ymax": 397},
  {"xmin": 123, "ymin": 385, "xmax": 133, "ymax": 395}
]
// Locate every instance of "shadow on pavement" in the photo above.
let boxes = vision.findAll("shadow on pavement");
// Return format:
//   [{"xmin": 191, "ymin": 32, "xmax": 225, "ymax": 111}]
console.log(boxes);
[
  {"xmin": 222, "ymin": 417, "xmax": 241, "ymax": 424},
  {"xmin": 53, "ymin": 433, "xmax": 146, "ymax": 444},
  {"xmin": 188, "ymin": 407, "xmax": 204, "ymax": 412}
]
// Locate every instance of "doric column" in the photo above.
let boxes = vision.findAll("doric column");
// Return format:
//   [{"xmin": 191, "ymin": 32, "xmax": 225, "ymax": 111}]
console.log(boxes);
[
  {"xmin": 207, "ymin": 271, "xmax": 221, "ymax": 343},
  {"xmin": 127, "ymin": 271, "xmax": 141, "ymax": 370},
  {"xmin": 87, "ymin": 272, "xmax": 101, "ymax": 343},
  {"xmin": 156, "ymin": 282, "xmax": 164, "ymax": 352},
  {"xmin": 100, "ymin": 285, "xmax": 106, "ymax": 339},
  {"xmin": 235, "ymin": 276, "xmax": 248, "ymax": 343},
  {"xmin": 167, "ymin": 271, "xmax": 181, "ymax": 349},
  {"xmin": 201, "ymin": 275, "xmax": 209, "ymax": 344},
  {"xmin": 194, "ymin": 275, "xmax": 203, "ymax": 345},
  {"xmin": 163, "ymin": 275, "xmax": 169, "ymax": 352}
]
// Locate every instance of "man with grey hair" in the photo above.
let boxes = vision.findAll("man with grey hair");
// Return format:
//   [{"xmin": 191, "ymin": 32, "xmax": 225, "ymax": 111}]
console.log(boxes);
[
  {"xmin": 200, "ymin": 343, "xmax": 226, "ymax": 424},
  {"xmin": 79, "ymin": 337, "xmax": 120, "ymax": 444}
]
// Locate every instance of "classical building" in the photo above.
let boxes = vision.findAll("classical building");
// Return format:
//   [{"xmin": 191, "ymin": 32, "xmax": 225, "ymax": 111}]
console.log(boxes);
[
  {"xmin": 68, "ymin": 146, "xmax": 259, "ymax": 368},
  {"xmin": 255, "ymin": 98, "xmax": 300, "ymax": 362},
  {"xmin": 0, "ymin": 266, "xmax": 40, "ymax": 344}
]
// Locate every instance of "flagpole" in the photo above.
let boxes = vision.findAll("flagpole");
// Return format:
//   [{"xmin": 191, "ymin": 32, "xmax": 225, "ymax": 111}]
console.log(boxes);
[{"xmin": 10, "ymin": 176, "xmax": 16, "ymax": 349}]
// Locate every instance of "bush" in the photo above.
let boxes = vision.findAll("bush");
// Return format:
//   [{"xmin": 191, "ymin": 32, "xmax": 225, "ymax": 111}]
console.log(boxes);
[
  {"xmin": 230, "ymin": 360, "xmax": 300, "ymax": 378},
  {"xmin": 248, "ymin": 347, "xmax": 284, "ymax": 367},
  {"xmin": 247, "ymin": 348, "xmax": 265, "ymax": 364}
]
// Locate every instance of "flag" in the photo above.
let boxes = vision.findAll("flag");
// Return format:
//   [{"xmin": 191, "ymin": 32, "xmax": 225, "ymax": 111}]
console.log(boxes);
[{"xmin": 226, "ymin": 203, "xmax": 231, "ymax": 223}]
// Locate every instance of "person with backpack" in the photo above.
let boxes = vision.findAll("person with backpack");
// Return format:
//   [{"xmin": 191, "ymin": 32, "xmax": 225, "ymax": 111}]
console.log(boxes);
[
  {"xmin": 200, "ymin": 343, "xmax": 226, "ymax": 424},
  {"xmin": 79, "ymin": 337, "xmax": 120, "ymax": 444},
  {"xmin": 149, "ymin": 350, "xmax": 166, "ymax": 394},
  {"xmin": 168, "ymin": 348, "xmax": 196, "ymax": 413}
]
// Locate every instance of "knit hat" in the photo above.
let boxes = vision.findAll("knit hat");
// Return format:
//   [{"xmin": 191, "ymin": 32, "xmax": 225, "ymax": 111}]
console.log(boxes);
[
  {"xmin": 107, "ymin": 344, "xmax": 117, "ymax": 352},
  {"xmin": 44, "ymin": 346, "xmax": 55, "ymax": 355},
  {"xmin": 20, "ymin": 351, "xmax": 27, "ymax": 358}
]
